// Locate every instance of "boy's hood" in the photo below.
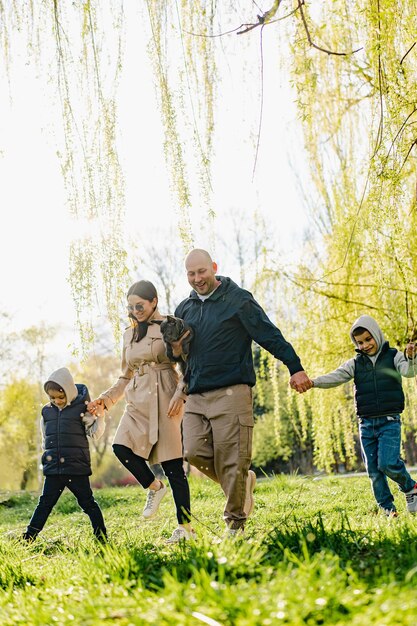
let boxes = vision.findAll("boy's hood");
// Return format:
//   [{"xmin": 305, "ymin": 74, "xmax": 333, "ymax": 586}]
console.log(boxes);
[
  {"xmin": 44, "ymin": 367, "xmax": 78, "ymax": 407},
  {"xmin": 350, "ymin": 315, "xmax": 385, "ymax": 351}
]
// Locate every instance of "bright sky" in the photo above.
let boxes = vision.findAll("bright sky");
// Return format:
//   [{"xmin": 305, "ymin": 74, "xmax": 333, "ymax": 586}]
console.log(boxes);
[{"xmin": 0, "ymin": 4, "xmax": 311, "ymax": 368}]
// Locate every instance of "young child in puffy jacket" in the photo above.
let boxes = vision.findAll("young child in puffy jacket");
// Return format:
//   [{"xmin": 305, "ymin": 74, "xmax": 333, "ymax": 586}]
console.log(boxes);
[
  {"xmin": 311, "ymin": 315, "xmax": 417, "ymax": 517},
  {"xmin": 23, "ymin": 367, "xmax": 107, "ymax": 542}
]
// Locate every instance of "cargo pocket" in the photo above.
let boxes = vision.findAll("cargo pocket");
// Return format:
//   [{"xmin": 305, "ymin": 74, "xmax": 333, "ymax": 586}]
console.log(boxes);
[{"xmin": 238, "ymin": 413, "xmax": 254, "ymax": 458}]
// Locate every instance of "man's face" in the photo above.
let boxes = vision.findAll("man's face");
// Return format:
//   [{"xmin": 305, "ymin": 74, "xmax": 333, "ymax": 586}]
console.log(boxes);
[
  {"xmin": 355, "ymin": 330, "xmax": 378, "ymax": 355},
  {"xmin": 186, "ymin": 255, "xmax": 218, "ymax": 295}
]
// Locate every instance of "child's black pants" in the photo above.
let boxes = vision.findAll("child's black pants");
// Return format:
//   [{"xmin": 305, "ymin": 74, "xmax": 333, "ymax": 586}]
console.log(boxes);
[{"xmin": 25, "ymin": 475, "xmax": 106, "ymax": 540}]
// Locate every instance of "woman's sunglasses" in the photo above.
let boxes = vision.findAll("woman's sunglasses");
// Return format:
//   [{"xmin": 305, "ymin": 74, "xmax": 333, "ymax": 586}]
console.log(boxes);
[{"xmin": 127, "ymin": 303, "xmax": 145, "ymax": 313}]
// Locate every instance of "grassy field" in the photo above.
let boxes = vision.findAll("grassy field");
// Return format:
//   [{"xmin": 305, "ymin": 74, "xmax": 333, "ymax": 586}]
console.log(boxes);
[{"xmin": 1, "ymin": 473, "xmax": 417, "ymax": 625}]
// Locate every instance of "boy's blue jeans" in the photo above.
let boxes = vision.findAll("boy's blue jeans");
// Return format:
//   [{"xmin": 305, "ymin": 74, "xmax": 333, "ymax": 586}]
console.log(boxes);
[{"xmin": 359, "ymin": 415, "xmax": 415, "ymax": 511}]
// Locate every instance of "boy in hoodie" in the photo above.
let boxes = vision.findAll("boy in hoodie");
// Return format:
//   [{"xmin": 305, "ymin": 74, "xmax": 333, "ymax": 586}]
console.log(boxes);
[
  {"xmin": 23, "ymin": 367, "xmax": 107, "ymax": 542},
  {"xmin": 312, "ymin": 315, "xmax": 417, "ymax": 516}
]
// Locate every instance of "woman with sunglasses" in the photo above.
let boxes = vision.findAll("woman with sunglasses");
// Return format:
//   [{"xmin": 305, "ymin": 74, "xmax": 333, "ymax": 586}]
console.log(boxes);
[{"xmin": 88, "ymin": 280, "xmax": 194, "ymax": 543}]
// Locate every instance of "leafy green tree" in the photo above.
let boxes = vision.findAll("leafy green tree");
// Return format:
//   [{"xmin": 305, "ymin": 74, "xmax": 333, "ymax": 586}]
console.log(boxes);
[
  {"xmin": 0, "ymin": 380, "xmax": 39, "ymax": 490},
  {"xmin": 3, "ymin": 1, "xmax": 417, "ymax": 472}
]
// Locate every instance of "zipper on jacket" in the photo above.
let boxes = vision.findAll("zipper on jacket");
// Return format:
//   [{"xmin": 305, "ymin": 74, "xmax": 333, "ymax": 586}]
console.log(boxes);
[
  {"xmin": 199, "ymin": 300, "xmax": 204, "ymax": 321},
  {"xmin": 371, "ymin": 358, "xmax": 380, "ymax": 411},
  {"xmin": 57, "ymin": 407, "xmax": 62, "ymax": 474}
]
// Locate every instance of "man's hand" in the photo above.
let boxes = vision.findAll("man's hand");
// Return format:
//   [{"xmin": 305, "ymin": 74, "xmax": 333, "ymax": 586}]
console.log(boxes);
[
  {"xmin": 170, "ymin": 329, "xmax": 191, "ymax": 358},
  {"xmin": 289, "ymin": 371, "xmax": 313, "ymax": 393}
]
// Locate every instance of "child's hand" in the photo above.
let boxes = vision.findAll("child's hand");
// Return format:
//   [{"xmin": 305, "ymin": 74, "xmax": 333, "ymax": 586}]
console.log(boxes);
[
  {"xmin": 406, "ymin": 342, "xmax": 417, "ymax": 359},
  {"xmin": 81, "ymin": 411, "xmax": 97, "ymax": 428}
]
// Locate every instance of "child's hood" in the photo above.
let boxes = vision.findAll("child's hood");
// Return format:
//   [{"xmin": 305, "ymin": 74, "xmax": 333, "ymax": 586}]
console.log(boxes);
[
  {"xmin": 349, "ymin": 315, "xmax": 385, "ymax": 351},
  {"xmin": 44, "ymin": 367, "xmax": 78, "ymax": 407}
]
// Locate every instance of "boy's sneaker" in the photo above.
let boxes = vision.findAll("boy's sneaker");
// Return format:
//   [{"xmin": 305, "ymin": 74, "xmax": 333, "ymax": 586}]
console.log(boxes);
[
  {"xmin": 244, "ymin": 470, "xmax": 256, "ymax": 518},
  {"xmin": 142, "ymin": 482, "xmax": 167, "ymax": 519},
  {"xmin": 405, "ymin": 483, "xmax": 417, "ymax": 513},
  {"xmin": 166, "ymin": 526, "xmax": 196, "ymax": 544},
  {"xmin": 383, "ymin": 508, "xmax": 398, "ymax": 518}
]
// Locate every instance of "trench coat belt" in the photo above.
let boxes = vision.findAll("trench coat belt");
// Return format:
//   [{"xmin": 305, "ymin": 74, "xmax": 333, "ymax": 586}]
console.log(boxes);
[{"xmin": 133, "ymin": 362, "xmax": 174, "ymax": 445}]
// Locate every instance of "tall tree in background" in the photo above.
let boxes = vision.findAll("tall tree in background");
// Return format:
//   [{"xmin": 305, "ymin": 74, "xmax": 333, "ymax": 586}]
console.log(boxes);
[
  {"xmin": 0, "ymin": 380, "xmax": 39, "ymax": 490},
  {"xmin": 2, "ymin": 1, "xmax": 417, "ymax": 471}
]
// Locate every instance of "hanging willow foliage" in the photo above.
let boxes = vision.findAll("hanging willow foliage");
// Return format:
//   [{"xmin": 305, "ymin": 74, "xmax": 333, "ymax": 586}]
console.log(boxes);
[
  {"xmin": 54, "ymin": 1, "xmax": 128, "ymax": 349},
  {"xmin": 3, "ymin": 1, "xmax": 417, "ymax": 468},
  {"xmin": 285, "ymin": 1, "xmax": 417, "ymax": 469},
  {"xmin": 143, "ymin": 0, "xmax": 218, "ymax": 251},
  {"xmin": 1, "ymin": 1, "xmax": 128, "ymax": 350},
  {"xmin": 158, "ymin": 0, "xmax": 417, "ymax": 469}
]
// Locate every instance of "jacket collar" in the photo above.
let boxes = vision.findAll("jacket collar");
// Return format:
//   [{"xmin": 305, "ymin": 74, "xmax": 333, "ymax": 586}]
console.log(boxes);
[{"xmin": 189, "ymin": 276, "xmax": 231, "ymax": 301}]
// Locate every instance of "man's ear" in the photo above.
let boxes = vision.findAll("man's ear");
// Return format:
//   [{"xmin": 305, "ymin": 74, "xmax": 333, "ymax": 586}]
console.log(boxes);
[{"xmin": 213, "ymin": 262, "xmax": 218, "ymax": 272}]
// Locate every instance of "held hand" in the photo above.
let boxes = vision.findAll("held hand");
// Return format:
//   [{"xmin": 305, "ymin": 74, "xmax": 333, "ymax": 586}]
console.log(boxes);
[
  {"xmin": 406, "ymin": 342, "xmax": 417, "ymax": 359},
  {"xmin": 167, "ymin": 397, "xmax": 185, "ymax": 418},
  {"xmin": 289, "ymin": 371, "xmax": 313, "ymax": 393},
  {"xmin": 87, "ymin": 398, "xmax": 105, "ymax": 416},
  {"xmin": 82, "ymin": 411, "xmax": 97, "ymax": 427},
  {"xmin": 170, "ymin": 329, "xmax": 191, "ymax": 358}
]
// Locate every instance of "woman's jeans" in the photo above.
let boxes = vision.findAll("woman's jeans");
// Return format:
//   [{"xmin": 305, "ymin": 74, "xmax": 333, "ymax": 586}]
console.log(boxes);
[
  {"xmin": 359, "ymin": 415, "xmax": 415, "ymax": 511},
  {"xmin": 113, "ymin": 444, "xmax": 191, "ymax": 524}
]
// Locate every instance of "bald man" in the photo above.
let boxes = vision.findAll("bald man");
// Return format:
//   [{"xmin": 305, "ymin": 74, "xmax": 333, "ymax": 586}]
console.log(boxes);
[{"xmin": 173, "ymin": 249, "xmax": 312, "ymax": 535}]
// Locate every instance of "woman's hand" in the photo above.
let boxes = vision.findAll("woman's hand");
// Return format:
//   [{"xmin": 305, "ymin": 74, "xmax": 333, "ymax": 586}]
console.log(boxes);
[
  {"xmin": 167, "ymin": 397, "xmax": 184, "ymax": 417},
  {"xmin": 87, "ymin": 398, "xmax": 105, "ymax": 416}
]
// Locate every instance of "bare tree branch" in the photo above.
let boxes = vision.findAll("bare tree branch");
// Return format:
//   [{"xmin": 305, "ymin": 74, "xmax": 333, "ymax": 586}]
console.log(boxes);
[
  {"xmin": 297, "ymin": 0, "xmax": 363, "ymax": 56},
  {"xmin": 400, "ymin": 41, "xmax": 417, "ymax": 65}
]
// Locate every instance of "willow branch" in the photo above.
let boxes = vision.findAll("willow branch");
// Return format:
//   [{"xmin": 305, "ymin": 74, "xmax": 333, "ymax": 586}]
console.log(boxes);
[
  {"xmin": 297, "ymin": 0, "xmax": 363, "ymax": 56},
  {"xmin": 400, "ymin": 42, "xmax": 417, "ymax": 65},
  {"xmin": 281, "ymin": 270, "xmax": 391, "ymax": 314}
]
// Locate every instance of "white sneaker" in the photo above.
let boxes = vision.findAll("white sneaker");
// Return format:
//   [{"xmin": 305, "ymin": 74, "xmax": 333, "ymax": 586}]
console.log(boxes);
[
  {"xmin": 142, "ymin": 482, "xmax": 167, "ymax": 519},
  {"xmin": 166, "ymin": 527, "xmax": 196, "ymax": 544},
  {"xmin": 405, "ymin": 483, "xmax": 417, "ymax": 513},
  {"xmin": 244, "ymin": 470, "xmax": 256, "ymax": 518},
  {"xmin": 226, "ymin": 527, "xmax": 245, "ymax": 539}
]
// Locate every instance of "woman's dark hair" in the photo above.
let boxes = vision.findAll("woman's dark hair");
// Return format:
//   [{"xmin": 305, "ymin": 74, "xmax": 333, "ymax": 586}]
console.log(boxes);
[
  {"xmin": 44, "ymin": 380, "xmax": 65, "ymax": 394},
  {"xmin": 127, "ymin": 280, "xmax": 158, "ymax": 343}
]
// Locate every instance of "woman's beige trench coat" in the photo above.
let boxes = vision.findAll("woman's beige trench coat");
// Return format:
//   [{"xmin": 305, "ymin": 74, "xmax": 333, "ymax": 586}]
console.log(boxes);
[{"xmin": 100, "ymin": 319, "xmax": 186, "ymax": 464}]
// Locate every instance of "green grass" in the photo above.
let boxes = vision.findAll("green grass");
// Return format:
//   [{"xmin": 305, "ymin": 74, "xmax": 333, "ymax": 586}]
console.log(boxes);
[{"xmin": 1, "ymin": 474, "xmax": 417, "ymax": 624}]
